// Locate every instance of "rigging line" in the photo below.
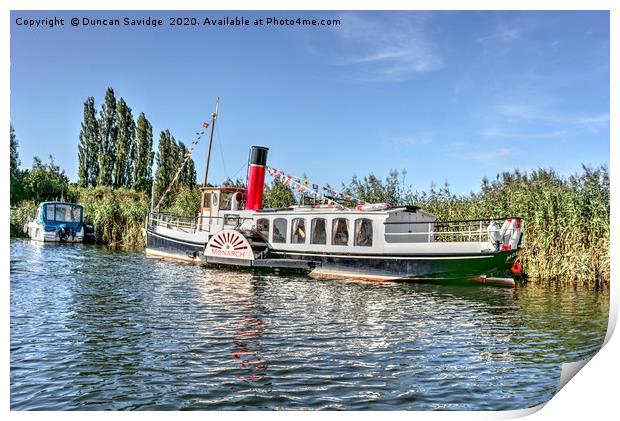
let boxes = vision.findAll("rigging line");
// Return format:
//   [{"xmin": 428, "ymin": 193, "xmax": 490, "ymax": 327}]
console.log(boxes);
[
  {"xmin": 215, "ymin": 104, "xmax": 229, "ymax": 180},
  {"xmin": 154, "ymin": 122, "xmax": 207, "ymax": 211},
  {"xmin": 230, "ymin": 162, "xmax": 247, "ymax": 181}
]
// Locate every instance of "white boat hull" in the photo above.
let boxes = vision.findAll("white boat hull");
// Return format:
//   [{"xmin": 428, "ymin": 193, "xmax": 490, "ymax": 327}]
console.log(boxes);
[{"xmin": 25, "ymin": 222, "xmax": 84, "ymax": 243}]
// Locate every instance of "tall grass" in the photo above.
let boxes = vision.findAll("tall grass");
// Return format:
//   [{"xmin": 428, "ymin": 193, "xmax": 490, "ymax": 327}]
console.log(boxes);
[
  {"xmin": 76, "ymin": 186, "xmax": 149, "ymax": 249},
  {"xmin": 9, "ymin": 200, "xmax": 38, "ymax": 237},
  {"xmin": 345, "ymin": 166, "xmax": 610, "ymax": 286}
]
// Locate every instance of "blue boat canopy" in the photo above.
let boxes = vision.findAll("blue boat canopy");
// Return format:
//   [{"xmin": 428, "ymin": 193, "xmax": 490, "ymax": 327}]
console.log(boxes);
[{"xmin": 35, "ymin": 202, "xmax": 84, "ymax": 231}]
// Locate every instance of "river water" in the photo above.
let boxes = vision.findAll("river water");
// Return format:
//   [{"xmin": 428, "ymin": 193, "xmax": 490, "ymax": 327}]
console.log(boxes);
[{"xmin": 10, "ymin": 239, "xmax": 609, "ymax": 410}]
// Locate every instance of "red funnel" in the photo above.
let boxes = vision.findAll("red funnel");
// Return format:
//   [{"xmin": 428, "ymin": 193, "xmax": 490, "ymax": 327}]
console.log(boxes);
[{"xmin": 246, "ymin": 146, "xmax": 269, "ymax": 210}]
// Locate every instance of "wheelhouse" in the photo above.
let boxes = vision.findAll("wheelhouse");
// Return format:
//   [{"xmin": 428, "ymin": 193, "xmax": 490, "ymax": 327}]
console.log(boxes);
[{"xmin": 198, "ymin": 186, "xmax": 247, "ymax": 231}]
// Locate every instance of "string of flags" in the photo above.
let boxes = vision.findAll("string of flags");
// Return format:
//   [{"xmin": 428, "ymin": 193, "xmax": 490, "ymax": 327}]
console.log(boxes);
[
  {"xmin": 154, "ymin": 122, "xmax": 210, "ymax": 211},
  {"xmin": 266, "ymin": 166, "xmax": 364, "ymax": 208}
]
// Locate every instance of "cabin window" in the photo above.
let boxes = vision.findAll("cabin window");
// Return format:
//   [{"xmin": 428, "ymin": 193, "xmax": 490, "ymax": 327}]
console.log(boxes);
[
  {"xmin": 220, "ymin": 192, "xmax": 233, "ymax": 211},
  {"xmin": 58, "ymin": 205, "xmax": 74, "ymax": 222},
  {"xmin": 291, "ymin": 218, "xmax": 307, "ymax": 244},
  {"xmin": 202, "ymin": 193, "xmax": 211, "ymax": 209},
  {"xmin": 257, "ymin": 218, "xmax": 269, "ymax": 240},
  {"xmin": 212, "ymin": 193, "xmax": 219, "ymax": 208},
  {"xmin": 55, "ymin": 205, "xmax": 68, "ymax": 222},
  {"xmin": 273, "ymin": 218, "xmax": 287, "ymax": 243},
  {"xmin": 355, "ymin": 218, "xmax": 373, "ymax": 247},
  {"xmin": 46, "ymin": 205, "xmax": 55, "ymax": 221},
  {"xmin": 71, "ymin": 206, "xmax": 82, "ymax": 222},
  {"xmin": 311, "ymin": 218, "xmax": 327, "ymax": 244},
  {"xmin": 332, "ymin": 218, "xmax": 349, "ymax": 246}
]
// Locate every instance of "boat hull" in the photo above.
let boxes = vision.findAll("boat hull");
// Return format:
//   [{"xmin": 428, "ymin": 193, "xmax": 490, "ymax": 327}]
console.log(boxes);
[
  {"xmin": 146, "ymin": 228, "xmax": 205, "ymax": 263},
  {"xmin": 271, "ymin": 249, "xmax": 519, "ymax": 282},
  {"xmin": 25, "ymin": 223, "xmax": 84, "ymax": 243},
  {"xmin": 146, "ymin": 228, "xmax": 519, "ymax": 284}
]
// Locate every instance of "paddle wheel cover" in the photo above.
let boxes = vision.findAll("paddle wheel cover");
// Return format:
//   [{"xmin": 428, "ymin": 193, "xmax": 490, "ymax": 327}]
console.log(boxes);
[{"xmin": 205, "ymin": 230, "xmax": 254, "ymax": 260}]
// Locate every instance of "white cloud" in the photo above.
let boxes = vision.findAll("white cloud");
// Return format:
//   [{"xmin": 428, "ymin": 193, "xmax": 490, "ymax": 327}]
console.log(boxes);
[
  {"xmin": 481, "ymin": 128, "xmax": 571, "ymax": 139},
  {"xmin": 469, "ymin": 147, "xmax": 519, "ymax": 161},
  {"xmin": 488, "ymin": 102, "xmax": 609, "ymax": 139},
  {"xmin": 331, "ymin": 12, "xmax": 443, "ymax": 82},
  {"xmin": 497, "ymin": 102, "xmax": 609, "ymax": 130}
]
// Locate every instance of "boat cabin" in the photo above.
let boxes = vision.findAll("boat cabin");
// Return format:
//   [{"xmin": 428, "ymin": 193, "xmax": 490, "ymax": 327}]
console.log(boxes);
[
  {"xmin": 198, "ymin": 186, "xmax": 246, "ymax": 231},
  {"xmin": 35, "ymin": 202, "xmax": 84, "ymax": 229},
  {"xmin": 239, "ymin": 206, "xmax": 438, "ymax": 255},
  {"xmin": 26, "ymin": 201, "xmax": 86, "ymax": 243}
]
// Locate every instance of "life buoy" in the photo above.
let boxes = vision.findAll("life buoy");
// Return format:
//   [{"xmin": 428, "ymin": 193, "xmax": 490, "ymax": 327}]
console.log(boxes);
[
  {"xmin": 511, "ymin": 260, "xmax": 523, "ymax": 275},
  {"xmin": 355, "ymin": 203, "xmax": 389, "ymax": 211}
]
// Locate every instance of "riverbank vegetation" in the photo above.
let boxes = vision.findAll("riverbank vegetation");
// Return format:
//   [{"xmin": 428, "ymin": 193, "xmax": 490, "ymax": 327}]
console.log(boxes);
[
  {"xmin": 341, "ymin": 166, "xmax": 610, "ymax": 286},
  {"xmin": 10, "ymin": 87, "xmax": 197, "ymax": 248},
  {"xmin": 10, "ymin": 97, "xmax": 609, "ymax": 285}
]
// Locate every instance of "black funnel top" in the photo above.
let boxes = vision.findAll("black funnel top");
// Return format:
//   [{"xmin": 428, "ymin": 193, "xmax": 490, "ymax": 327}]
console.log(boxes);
[{"xmin": 249, "ymin": 146, "xmax": 269, "ymax": 166}]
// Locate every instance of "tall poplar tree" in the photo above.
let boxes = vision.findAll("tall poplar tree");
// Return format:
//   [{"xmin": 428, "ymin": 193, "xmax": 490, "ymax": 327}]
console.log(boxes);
[
  {"xmin": 133, "ymin": 112, "xmax": 154, "ymax": 192},
  {"xmin": 77, "ymin": 97, "xmax": 99, "ymax": 187},
  {"xmin": 177, "ymin": 141, "xmax": 196, "ymax": 188},
  {"xmin": 10, "ymin": 125, "xmax": 24, "ymax": 204},
  {"xmin": 97, "ymin": 87, "xmax": 117, "ymax": 186},
  {"xmin": 10, "ymin": 125, "xmax": 20, "ymax": 181},
  {"xmin": 184, "ymin": 155, "xmax": 197, "ymax": 188},
  {"xmin": 153, "ymin": 130, "xmax": 176, "ymax": 207},
  {"xmin": 113, "ymin": 98, "xmax": 135, "ymax": 188}
]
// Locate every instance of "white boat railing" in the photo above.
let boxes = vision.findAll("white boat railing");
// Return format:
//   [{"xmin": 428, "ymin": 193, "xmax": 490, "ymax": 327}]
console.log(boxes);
[
  {"xmin": 384, "ymin": 217, "xmax": 524, "ymax": 247},
  {"xmin": 147, "ymin": 211, "xmax": 254, "ymax": 233}
]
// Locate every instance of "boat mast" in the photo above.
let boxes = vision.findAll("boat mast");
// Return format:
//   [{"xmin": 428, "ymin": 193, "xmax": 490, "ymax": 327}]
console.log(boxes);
[{"xmin": 203, "ymin": 97, "xmax": 220, "ymax": 187}]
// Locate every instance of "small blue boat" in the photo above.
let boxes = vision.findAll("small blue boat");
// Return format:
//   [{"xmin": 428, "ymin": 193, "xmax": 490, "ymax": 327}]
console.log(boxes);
[{"xmin": 25, "ymin": 202, "xmax": 85, "ymax": 243}]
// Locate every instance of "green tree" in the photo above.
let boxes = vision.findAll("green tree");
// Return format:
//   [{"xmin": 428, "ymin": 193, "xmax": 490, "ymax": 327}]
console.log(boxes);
[
  {"xmin": 222, "ymin": 177, "xmax": 246, "ymax": 188},
  {"xmin": 177, "ymin": 141, "xmax": 196, "ymax": 188},
  {"xmin": 166, "ymin": 186, "xmax": 201, "ymax": 217},
  {"xmin": 153, "ymin": 130, "xmax": 176, "ymax": 208},
  {"xmin": 97, "ymin": 87, "xmax": 117, "ymax": 186},
  {"xmin": 343, "ymin": 169, "xmax": 406, "ymax": 206},
  {"xmin": 77, "ymin": 97, "xmax": 100, "ymax": 187},
  {"xmin": 23, "ymin": 155, "xmax": 69, "ymax": 203},
  {"xmin": 113, "ymin": 98, "xmax": 135, "ymax": 188},
  {"xmin": 263, "ymin": 179, "xmax": 297, "ymax": 208},
  {"xmin": 133, "ymin": 112, "xmax": 154, "ymax": 192},
  {"xmin": 10, "ymin": 125, "xmax": 25, "ymax": 204}
]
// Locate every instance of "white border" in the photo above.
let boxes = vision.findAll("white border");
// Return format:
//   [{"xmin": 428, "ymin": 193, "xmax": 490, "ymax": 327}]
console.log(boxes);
[{"xmin": 3, "ymin": 1, "xmax": 616, "ymax": 419}]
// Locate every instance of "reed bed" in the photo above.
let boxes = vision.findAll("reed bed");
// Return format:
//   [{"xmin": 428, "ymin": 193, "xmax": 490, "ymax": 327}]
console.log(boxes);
[
  {"xmin": 9, "ymin": 200, "xmax": 38, "ymax": 237},
  {"xmin": 346, "ymin": 166, "xmax": 609, "ymax": 286},
  {"xmin": 74, "ymin": 186, "xmax": 150, "ymax": 249}
]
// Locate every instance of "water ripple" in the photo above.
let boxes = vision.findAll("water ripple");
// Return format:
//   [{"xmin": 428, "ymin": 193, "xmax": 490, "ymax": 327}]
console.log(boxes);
[{"xmin": 10, "ymin": 239, "xmax": 608, "ymax": 410}]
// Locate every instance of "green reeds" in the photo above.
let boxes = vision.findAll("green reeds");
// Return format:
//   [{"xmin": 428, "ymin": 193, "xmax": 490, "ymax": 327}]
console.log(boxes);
[
  {"xmin": 76, "ymin": 186, "xmax": 149, "ymax": 249},
  {"xmin": 346, "ymin": 166, "xmax": 609, "ymax": 286},
  {"xmin": 9, "ymin": 200, "xmax": 38, "ymax": 237}
]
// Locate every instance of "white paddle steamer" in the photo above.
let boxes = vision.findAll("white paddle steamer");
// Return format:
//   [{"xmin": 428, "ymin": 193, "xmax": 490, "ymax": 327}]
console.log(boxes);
[{"xmin": 146, "ymin": 103, "xmax": 524, "ymax": 287}]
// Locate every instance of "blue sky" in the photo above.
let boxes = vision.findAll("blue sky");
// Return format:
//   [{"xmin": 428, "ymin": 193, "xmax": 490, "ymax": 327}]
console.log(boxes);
[{"xmin": 10, "ymin": 10, "xmax": 609, "ymax": 194}]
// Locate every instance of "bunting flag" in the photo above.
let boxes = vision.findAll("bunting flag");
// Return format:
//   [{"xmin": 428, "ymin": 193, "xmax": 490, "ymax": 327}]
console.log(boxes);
[{"xmin": 266, "ymin": 166, "xmax": 364, "ymax": 208}]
